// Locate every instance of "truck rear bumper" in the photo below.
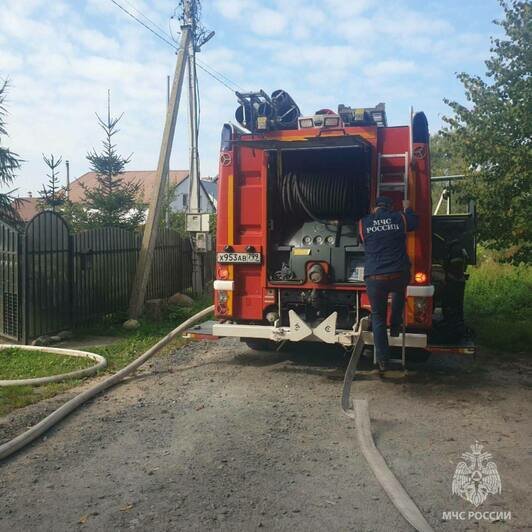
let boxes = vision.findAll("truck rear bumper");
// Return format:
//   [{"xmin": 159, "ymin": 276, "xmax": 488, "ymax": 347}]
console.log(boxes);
[
  {"xmin": 209, "ymin": 310, "xmax": 427, "ymax": 348},
  {"xmin": 186, "ymin": 316, "xmax": 475, "ymax": 355},
  {"xmin": 211, "ymin": 323, "xmax": 427, "ymax": 348}
]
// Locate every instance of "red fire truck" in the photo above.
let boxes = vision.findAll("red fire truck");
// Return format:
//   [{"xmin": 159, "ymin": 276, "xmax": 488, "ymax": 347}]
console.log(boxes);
[{"xmin": 200, "ymin": 91, "xmax": 475, "ymax": 361}]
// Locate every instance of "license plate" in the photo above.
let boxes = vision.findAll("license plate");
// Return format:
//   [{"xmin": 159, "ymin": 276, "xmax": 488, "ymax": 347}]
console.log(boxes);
[{"xmin": 217, "ymin": 252, "xmax": 261, "ymax": 264}]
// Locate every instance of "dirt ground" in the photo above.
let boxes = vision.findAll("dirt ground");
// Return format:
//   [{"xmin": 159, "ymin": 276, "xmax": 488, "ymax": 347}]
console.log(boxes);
[{"xmin": 0, "ymin": 338, "xmax": 530, "ymax": 531}]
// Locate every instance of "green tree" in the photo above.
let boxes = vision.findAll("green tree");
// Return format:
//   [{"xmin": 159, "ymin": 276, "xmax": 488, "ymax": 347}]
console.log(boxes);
[
  {"xmin": 82, "ymin": 94, "xmax": 145, "ymax": 230},
  {"xmin": 443, "ymin": 1, "xmax": 531, "ymax": 263},
  {"xmin": 0, "ymin": 80, "xmax": 22, "ymax": 222},
  {"xmin": 430, "ymin": 132, "xmax": 470, "ymax": 213},
  {"xmin": 430, "ymin": 132, "xmax": 466, "ymax": 177},
  {"xmin": 38, "ymin": 153, "xmax": 66, "ymax": 212}
]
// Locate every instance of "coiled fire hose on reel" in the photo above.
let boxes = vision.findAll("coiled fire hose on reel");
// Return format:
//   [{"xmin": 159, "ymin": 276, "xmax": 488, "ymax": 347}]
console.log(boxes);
[{"xmin": 0, "ymin": 305, "xmax": 214, "ymax": 461}]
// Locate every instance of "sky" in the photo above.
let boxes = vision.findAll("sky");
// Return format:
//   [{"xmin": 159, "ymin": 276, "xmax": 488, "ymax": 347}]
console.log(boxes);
[{"xmin": 0, "ymin": 0, "xmax": 504, "ymax": 196}]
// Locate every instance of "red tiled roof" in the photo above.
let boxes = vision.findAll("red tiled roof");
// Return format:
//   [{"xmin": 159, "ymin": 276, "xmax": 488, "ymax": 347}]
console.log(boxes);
[
  {"xmin": 14, "ymin": 197, "xmax": 39, "ymax": 221},
  {"xmin": 69, "ymin": 170, "xmax": 189, "ymax": 204}
]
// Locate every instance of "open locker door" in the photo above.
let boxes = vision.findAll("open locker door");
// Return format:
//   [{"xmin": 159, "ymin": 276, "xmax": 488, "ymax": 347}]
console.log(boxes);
[{"xmin": 430, "ymin": 176, "xmax": 476, "ymax": 351}]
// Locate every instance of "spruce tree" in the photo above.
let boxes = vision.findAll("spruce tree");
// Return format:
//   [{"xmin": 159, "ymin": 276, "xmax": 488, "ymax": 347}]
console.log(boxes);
[
  {"xmin": 82, "ymin": 92, "xmax": 145, "ymax": 230},
  {"xmin": 0, "ymin": 80, "xmax": 22, "ymax": 222},
  {"xmin": 38, "ymin": 153, "xmax": 66, "ymax": 212}
]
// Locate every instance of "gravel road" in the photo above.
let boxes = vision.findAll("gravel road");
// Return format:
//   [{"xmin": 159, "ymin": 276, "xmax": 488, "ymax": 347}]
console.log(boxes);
[{"xmin": 0, "ymin": 338, "xmax": 530, "ymax": 531}]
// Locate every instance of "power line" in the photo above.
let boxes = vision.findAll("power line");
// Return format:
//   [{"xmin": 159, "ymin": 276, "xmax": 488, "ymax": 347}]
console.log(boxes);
[
  {"xmin": 196, "ymin": 62, "xmax": 238, "ymax": 93},
  {"xmin": 109, "ymin": 0, "xmax": 242, "ymax": 93},
  {"xmin": 120, "ymin": 0, "xmax": 171, "ymax": 39},
  {"xmin": 109, "ymin": 0, "xmax": 178, "ymax": 50},
  {"xmin": 196, "ymin": 58, "xmax": 244, "ymax": 91}
]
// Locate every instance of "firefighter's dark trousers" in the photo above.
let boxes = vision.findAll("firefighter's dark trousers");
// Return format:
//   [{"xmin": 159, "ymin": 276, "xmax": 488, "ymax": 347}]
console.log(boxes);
[{"xmin": 365, "ymin": 271, "xmax": 409, "ymax": 362}]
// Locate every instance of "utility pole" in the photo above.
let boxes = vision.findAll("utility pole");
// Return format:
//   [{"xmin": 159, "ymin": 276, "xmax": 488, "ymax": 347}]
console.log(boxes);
[
  {"xmin": 165, "ymin": 74, "xmax": 171, "ymax": 228},
  {"xmin": 185, "ymin": 1, "xmax": 215, "ymax": 296},
  {"xmin": 128, "ymin": 7, "xmax": 192, "ymax": 320},
  {"xmin": 186, "ymin": 13, "xmax": 203, "ymax": 295},
  {"xmin": 65, "ymin": 160, "xmax": 70, "ymax": 199}
]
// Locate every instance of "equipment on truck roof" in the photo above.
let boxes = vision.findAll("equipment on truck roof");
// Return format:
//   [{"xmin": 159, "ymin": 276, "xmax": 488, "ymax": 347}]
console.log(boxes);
[
  {"xmin": 235, "ymin": 89, "xmax": 301, "ymax": 133},
  {"xmin": 338, "ymin": 103, "xmax": 388, "ymax": 127}
]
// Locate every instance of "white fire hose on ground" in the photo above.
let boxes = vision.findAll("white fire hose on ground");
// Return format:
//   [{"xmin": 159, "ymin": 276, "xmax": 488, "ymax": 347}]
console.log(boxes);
[
  {"xmin": 0, "ymin": 346, "xmax": 107, "ymax": 387},
  {"xmin": 1, "ymin": 305, "xmax": 433, "ymax": 531},
  {"xmin": 342, "ymin": 318, "xmax": 434, "ymax": 532},
  {"xmin": 0, "ymin": 305, "xmax": 214, "ymax": 461}
]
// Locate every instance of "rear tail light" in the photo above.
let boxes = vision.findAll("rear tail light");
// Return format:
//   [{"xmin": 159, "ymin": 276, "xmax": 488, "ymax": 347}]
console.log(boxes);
[
  {"xmin": 217, "ymin": 265, "xmax": 230, "ymax": 280},
  {"xmin": 414, "ymin": 272, "xmax": 427, "ymax": 283},
  {"xmin": 217, "ymin": 290, "xmax": 228, "ymax": 304},
  {"xmin": 215, "ymin": 290, "xmax": 230, "ymax": 316},
  {"xmin": 214, "ymin": 280, "xmax": 233, "ymax": 317},
  {"xmin": 414, "ymin": 297, "xmax": 429, "ymax": 323}
]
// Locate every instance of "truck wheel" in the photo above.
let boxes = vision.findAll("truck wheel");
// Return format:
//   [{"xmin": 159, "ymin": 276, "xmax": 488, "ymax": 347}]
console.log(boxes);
[
  {"xmin": 390, "ymin": 347, "xmax": 430, "ymax": 364},
  {"xmin": 406, "ymin": 348, "xmax": 430, "ymax": 364},
  {"xmin": 243, "ymin": 339, "xmax": 277, "ymax": 352}
]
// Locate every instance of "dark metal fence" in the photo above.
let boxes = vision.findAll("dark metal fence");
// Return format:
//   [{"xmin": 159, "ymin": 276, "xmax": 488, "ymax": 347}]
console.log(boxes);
[
  {"xmin": 146, "ymin": 228, "xmax": 193, "ymax": 300},
  {"xmin": 0, "ymin": 219, "xmax": 20, "ymax": 340},
  {"xmin": 0, "ymin": 211, "xmax": 210, "ymax": 343}
]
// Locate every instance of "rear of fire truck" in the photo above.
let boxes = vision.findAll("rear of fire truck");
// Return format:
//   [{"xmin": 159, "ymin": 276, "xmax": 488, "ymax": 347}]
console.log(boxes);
[{"xmin": 205, "ymin": 90, "xmax": 475, "ymax": 359}]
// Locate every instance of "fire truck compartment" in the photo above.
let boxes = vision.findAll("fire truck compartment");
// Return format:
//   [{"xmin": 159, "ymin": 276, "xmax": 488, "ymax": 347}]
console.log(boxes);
[{"xmin": 267, "ymin": 146, "xmax": 370, "ymax": 288}]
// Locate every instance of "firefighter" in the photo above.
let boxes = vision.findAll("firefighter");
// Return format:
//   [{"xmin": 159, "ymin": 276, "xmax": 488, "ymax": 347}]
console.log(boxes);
[{"xmin": 359, "ymin": 196, "xmax": 419, "ymax": 372}]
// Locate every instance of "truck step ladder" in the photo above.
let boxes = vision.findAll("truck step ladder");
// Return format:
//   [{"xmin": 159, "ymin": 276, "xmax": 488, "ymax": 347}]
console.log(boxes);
[
  {"xmin": 376, "ymin": 152, "xmax": 409, "ymax": 200},
  {"xmin": 374, "ymin": 153, "xmax": 410, "ymax": 372}
]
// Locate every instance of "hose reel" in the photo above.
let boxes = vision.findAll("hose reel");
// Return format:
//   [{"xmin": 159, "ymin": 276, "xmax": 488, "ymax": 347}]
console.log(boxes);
[{"xmin": 279, "ymin": 172, "xmax": 369, "ymax": 223}]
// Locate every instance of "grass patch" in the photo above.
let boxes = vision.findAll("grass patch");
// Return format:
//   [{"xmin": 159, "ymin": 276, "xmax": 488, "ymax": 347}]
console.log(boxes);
[
  {"xmin": 0, "ymin": 296, "xmax": 213, "ymax": 417},
  {"xmin": 0, "ymin": 348, "xmax": 94, "ymax": 380},
  {"xmin": 0, "ymin": 381, "xmax": 84, "ymax": 417},
  {"xmin": 465, "ymin": 261, "xmax": 531, "ymax": 353}
]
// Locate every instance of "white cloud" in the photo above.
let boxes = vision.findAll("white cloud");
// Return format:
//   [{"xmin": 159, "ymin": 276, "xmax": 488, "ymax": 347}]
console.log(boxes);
[
  {"xmin": 0, "ymin": 52, "xmax": 23, "ymax": 72},
  {"xmin": 364, "ymin": 59, "xmax": 417, "ymax": 78},
  {"xmin": 325, "ymin": 0, "xmax": 375, "ymax": 17},
  {"xmin": 249, "ymin": 8, "xmax": 287, "ymax": 36},
  {"xmin": 376, "ymin": 10, "xmax": 453, "ymax": 38},
  {"xmin": 213, "ymin": 0, "xmax": 256, "ymax": 20},
  {"xmin": 71, "ymin": 28, "xmax": 120, "ymax": 54}
]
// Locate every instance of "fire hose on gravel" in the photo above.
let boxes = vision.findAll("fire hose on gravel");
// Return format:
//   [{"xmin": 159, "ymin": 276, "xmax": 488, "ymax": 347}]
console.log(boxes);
[
  {"xmin": 0, "ymin": 305, "xmax": 214, "ymax": 461},
  {"xmin": 1, "ymin": 305, "xmax": 433, "ymax": 531},
  {"xmin": 342, "ymin": 318, "xmax": 434, "ymax": 532},
  {"xmin": 0, "ymin": 346, "xmax": 107, "ymax": 387}
]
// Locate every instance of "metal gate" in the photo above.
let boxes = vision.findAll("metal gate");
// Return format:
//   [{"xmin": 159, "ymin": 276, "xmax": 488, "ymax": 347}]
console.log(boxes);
[
  {"xmin": 24, "ymin": 211, "xmax": 71, "ymax": 342},
  {"xmin": 0, "ymin": 219, "xmax": 21, "ymax": 340},
  {"xmin": 72, "ymin": 226, "xmax": 139, "ymax": 323}
]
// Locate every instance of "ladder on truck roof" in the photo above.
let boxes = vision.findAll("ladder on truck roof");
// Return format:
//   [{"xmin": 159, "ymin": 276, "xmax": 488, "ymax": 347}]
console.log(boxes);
[
  {"xmin": 376, "ymin": 152, "xmax": 409, "ymax": 200},
  {"xmin": 375, "ymin": 151, "xmax": 410, "ymax": 373}
]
